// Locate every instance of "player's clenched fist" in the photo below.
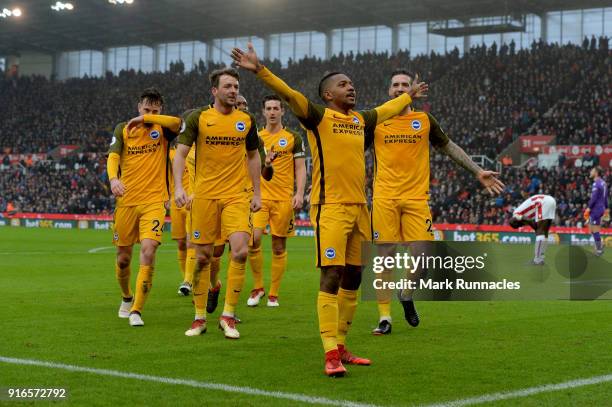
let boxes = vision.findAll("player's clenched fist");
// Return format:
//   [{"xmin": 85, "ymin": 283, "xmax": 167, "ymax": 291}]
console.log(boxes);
[
  {"xmin": 110, "ymin": 178, "xmax": 125, "ymax": 197},
  {"xmin": 251, "ymin": 194, "xmax": 262, "ymax": 213},
  {"xmin": 174, "ymin": 186, "xmax": 187, "ymax": 208}
]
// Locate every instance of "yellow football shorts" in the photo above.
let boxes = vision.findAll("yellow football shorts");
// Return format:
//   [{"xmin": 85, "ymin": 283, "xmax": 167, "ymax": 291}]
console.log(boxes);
[
  {"xmin": 372, "ymin": 198, "xmax": 434, "ymax": 242},
  {"xmin": 170, "ymin": 203, "xmax": 188, "ymax": 240},
  {"xmin": 190, "ymin": 196, "xmax": 252, "ymax": 245},
  {"xmin": 309, "ymin": 203, "xmax": 371, "ymax": 267},
  {"xmin": 253, "ymin": 199, "xmax": 295, "ymax": 237},
  {"xmin": 112, "ymin": 202, "xmax": 166, "ymax": 246}
]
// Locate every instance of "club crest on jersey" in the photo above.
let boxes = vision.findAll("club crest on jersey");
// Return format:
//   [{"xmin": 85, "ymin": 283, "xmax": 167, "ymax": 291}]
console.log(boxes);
[
  {"xmin": 150, "ymin": 130, "xmax": 160, "ymax": 140},
  {"xmin": 235, "ymin": 121, "xmax": 246, "ymax": 132},
  {"xmin": 278, "ymin": 138, "xmax": 288, "ymax": 148},
  {"xmin": 113, "ymin": 232, "xmax": 119, "ymax": 241},
  {"xmin": 352, "ymin": 116, "xmax": 360, "ymax": 125},
  {"xmin": 325, "ymin": 247, "xmax": 336, "ymax": 259},
  {"xmin": 411, "ymin": 120, "xmax": 421, "ymax": 130},
  {"xmin": 373, "ymin": 231, "xmax": 379, "ymax": 240},
  {"xmin": 193, "ymin": 230, "xmax": 201, "ymax": 239}
]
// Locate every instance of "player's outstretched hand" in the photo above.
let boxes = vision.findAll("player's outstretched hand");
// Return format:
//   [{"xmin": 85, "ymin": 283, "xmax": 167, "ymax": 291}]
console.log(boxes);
[
  {"xmin": 110, "ymin": 178, "xmax": 125, "ymax": 197},
  {"xmin": 175, "ymin": 187, "xmax": 187, "ymax": 208},
  {"xmin": 251, "ymin": 194, "xmax": 262, "ymax": 213},
  {"xmin": 231, "ymin": 43, "xmax": 263, "ymax": 73},
  {"xmin": 127, "ymin": 115, "xmax": 144, "ymax": 132},
  {"xmin": 477, "ymin": 170, "xmax": 505, "ymax": 195},
  {"xmin": 407, "ymin": 74, "xmax": 428, "ymax": 99},
  {"xmin": 292, "ymin": 193, "xmax": 304, "ymax": 210}
]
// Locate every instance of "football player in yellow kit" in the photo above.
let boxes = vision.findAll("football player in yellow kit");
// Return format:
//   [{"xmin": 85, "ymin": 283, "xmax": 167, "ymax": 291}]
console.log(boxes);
[
  {"xmin": 370, "ymin": 70, "xmax": 504, "ymax": 335},
  {"xmin": 232, "ymin": 44, "xmax": 428, "ymax": 376},
  {"xmin": 107, "ymin": 88, "xmax": 177, "ymax": 327}
]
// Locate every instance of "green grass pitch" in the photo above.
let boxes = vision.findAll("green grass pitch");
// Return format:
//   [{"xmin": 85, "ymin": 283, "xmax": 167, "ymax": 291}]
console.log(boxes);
[{"xmin": 1, "ymin": 228, "xmax": 611, "ymax": 406}]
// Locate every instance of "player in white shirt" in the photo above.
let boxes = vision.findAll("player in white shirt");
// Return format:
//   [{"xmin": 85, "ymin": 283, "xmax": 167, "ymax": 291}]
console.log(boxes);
[{"xmin": 508, "ymin": 194, "xmax": 557, "ymax": 265}]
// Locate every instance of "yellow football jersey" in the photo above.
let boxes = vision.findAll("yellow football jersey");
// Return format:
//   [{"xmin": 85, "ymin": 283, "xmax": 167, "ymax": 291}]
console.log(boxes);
[
  {"xmin": 259, "ymin": 127, "xmax": 305, "ymax": 201},
  {"xmin": 372, "ymin": 111, "xmax": 449, "ymax": 200},
  {"xmin": 178, "ymin": 105, "xmax": 259, "ymax": 199},
  {"xmin": 109, "ymin": 122, "xmax": 175, "ymax": 207},
  {"xmin": 300, "ymin": 105, "xmax": 376, "ymax": 204}
]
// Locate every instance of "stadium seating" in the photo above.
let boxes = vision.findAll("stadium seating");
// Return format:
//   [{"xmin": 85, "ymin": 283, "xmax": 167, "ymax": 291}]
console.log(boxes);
[{"xmin": 0, "ymin": 38, "xmax": 609, "ymax": 227}]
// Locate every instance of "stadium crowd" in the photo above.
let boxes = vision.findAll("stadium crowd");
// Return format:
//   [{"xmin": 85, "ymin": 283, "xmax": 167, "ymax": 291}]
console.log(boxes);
[
  {"xmin": 0, "ymin": 37, "xmax": 609, "ymax": 227},
  {"xmin": 0, "ymin": 153, "xmax": 110, "ymax": 214}
]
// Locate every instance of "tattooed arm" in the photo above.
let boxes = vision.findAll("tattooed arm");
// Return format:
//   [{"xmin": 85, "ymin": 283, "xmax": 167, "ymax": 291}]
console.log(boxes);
[{"xmin": 429, "ymin": 113, "xmax": 505, "ymax": 195}]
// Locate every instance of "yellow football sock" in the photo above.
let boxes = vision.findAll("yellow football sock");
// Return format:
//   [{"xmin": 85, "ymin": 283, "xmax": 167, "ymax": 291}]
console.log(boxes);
[
  {"xmin": 376, "ymin": 270, "xmax": 393, "ymax": 320},
  {"xmin": 223, "ymin": 259, "xmax": 246, "ymax": 315},
  {"xmin": 317, "ymin": 291, "xmax": 338, "ymax": 353},
  {"xmin": 177, "ymin": 248, "xmax": 186, "ymax": 278},
  {"xmin": 377, "ymin": 301, "xmax": 391, "ymax": 321},
  {"xmin": 115, "ymin": 263, "xmax": 132, "ymax": 299},
  {"xmin": 131, "ymin": 265, "xmax": 154, "ymax": 314},
  {"xmin": 337, "ymin": 288, "xmax": 358, "ymax": 346},
  {"xmin": 184, "ymin": 248, "xmax": 196, "ymax": 284},
  {"xmin": 210, "ymin": 256, "xmax": 221, "ymax": 287},
  {"xmin": 248, "ymin": 246, "xmax": 264, "ymax": 290},
  {"xmin": 192, "ymin": 261, "xmax": 211, "ymax": 319},
  {"xmin": 269, "ymin": 251, "xmax": 287, "ymax": 297}
]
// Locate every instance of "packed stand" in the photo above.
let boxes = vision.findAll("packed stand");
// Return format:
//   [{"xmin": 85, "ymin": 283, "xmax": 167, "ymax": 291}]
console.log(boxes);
[
  {"xmin": 0, "ymin": 39, "xmax": 609, "ymax": 222},
  {"xmin": 428, "ymin": 159, "xmax": 610, "ymax": 227},
  {"xmin": 0, "ymin": 154, "xmax": 111, "ymax": 214},
  {"xmin": 529, "ymin": 36, "xmax": 610, "ymax": 146}
]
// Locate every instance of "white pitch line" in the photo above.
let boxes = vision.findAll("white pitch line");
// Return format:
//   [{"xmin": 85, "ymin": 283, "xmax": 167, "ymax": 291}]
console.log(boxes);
[
  {"xmin": 88, "ymin": 246, "xmax": 114, "ymax": 253},
  {"xmin": 423, "ymin": 373, "xmax": 612, "ymax": 407},
  {"xmin": 0, "ymin": 356, "xmax": 380, "ymax": 407}
]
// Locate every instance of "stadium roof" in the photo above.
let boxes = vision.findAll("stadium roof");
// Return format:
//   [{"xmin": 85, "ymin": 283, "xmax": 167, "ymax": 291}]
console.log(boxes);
[{"xmin": 0, "ymin": 0, "xmax": 609, "ymax": 54}]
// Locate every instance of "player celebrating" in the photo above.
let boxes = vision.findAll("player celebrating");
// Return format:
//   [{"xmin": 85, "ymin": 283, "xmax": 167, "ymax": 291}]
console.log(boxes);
[
  {"xmin": 370, "ymin": 70, "xmax": 504, "ymax": 335},
  {"xmin": 247, "ymin": 95, "xmax": 306, "ymax": 307},
  {"xmin": 207, "ymin": 95, "xmax": 275, "ymax": 316},
  {"xmin": 232, "ymin": 43, "xmax": 427, "ymax": 376},
  {"xmin": 509, "ymin": 194, "xmax": 557, "ymax": 265},
  {"xmin": 173, "ymin": 68, "xmax": 262, "ymax": 340},
  {"xmin": 107, "ymin": 88, "xmax": 177, "ymax": 327},
  {"xmin": 584, "ymin": 167, "xmax": 609, "ymax": 256}
]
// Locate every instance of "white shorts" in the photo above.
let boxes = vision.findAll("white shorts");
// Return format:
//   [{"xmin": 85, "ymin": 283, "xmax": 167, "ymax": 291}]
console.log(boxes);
[{"xmin": 514, "ymin": 195, "xmax": 556, "ymax": 222}]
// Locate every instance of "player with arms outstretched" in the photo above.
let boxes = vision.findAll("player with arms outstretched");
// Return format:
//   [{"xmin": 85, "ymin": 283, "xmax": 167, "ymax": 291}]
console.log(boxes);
[
  {"xmin": 232, "ymin": 43, "xmax": 428, "ymax": 376},
  {"xmin": 370, "ymin": 70, "xmax": 504, "ymax": 335},
  {"xmin": 509, "ymin": 194, "xmax": 557, "ymax": 265},
  {"xmin": 107, "ymin": 88, "xmax": 177, "ymax": 327}
]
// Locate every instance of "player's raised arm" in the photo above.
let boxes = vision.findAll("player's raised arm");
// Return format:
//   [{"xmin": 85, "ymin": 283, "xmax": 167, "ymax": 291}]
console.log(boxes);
[
  {"xmin": 126, "ymin": 114, "xmax": 183, "ymax": 134},
  {"xmin": 428, "ymin": 113, "xmax": 505, "ymax": 195},
  {"xmin": 231, "ymin": 43, "xmax": 309, "ymax": 119}
]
